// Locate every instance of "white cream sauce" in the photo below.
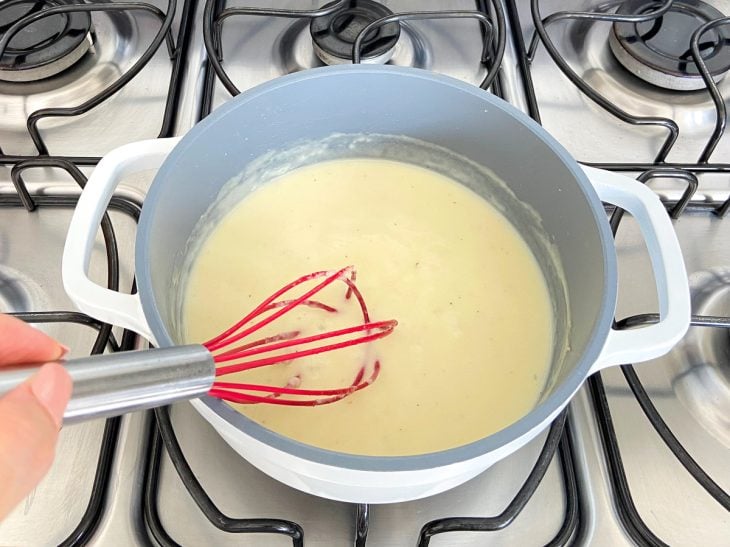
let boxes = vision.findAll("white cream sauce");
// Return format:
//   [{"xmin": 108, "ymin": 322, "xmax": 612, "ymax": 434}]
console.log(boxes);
[{"xmin": 184, "ymin": 158, "xmax": 554, "ymax": 456}]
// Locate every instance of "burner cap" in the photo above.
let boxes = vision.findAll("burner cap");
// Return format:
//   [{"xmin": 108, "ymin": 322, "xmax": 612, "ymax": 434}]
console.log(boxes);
[
  {"xmin": 0, "ymin": 0, "xmax": 92, "ymax": 82},
  {"xmin": 609, "ymin": 0, "xmax": 730, "ymax": 91},
  {"xmin": 310, "ymin": 0, "xmax": 400, "ymax": 65}
]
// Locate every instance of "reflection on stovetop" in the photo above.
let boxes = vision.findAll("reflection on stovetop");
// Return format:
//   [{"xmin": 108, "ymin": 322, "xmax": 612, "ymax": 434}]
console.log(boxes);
[{"xmin": 671, "ymin": 268, "xmax": 730, "ymax": 448}]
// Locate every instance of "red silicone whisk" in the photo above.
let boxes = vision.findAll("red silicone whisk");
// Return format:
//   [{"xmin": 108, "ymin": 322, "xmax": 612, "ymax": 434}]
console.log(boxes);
[{"xmin": 204, "ymin": 266, "xmax": 397, "ymax": 406}]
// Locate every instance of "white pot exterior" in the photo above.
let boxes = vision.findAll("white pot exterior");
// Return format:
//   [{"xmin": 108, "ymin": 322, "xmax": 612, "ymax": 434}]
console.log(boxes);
[{"xmin": 190, "ymin": 393, "xmax": 571, "ymax": 503}]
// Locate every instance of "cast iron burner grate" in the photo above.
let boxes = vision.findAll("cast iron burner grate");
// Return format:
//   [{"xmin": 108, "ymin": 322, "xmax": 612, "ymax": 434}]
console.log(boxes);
[
  {"xmin": 0, "ymin": 0, "xmax": 193, "ymax": 161},
  {"xmin": 310, "ymin": 0, "xmax": 400, "ymax": 65},
  {"xmin": 143, "ymin": 407, "xmax": 580, "ymax": 546},
  {"xmin": 202, "ymin": 0, "xmax": 505, "ymax": 99},
  {"xmin": 519, "ymin": 0, "xmax": 730, "ymax": 543},
  {"xmin": 609, "ymin": 0, "xmax": 730, "ymax": 91},
  {"xmin": 0, "ymin": 0, "xmax": 92, "ymax": 82},
  {"xmin": 1, "ymin": 157, "xmax": 141, "ymax": 545}
]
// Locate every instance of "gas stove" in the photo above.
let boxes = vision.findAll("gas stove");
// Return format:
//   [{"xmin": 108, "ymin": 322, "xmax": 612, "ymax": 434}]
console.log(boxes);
[{"xmin": 0, "ymin": 1, "xmax": 728, "ymax": 545}]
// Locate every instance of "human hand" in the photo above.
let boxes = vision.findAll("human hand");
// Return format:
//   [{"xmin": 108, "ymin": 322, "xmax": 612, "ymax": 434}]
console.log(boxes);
[{"xmin": 0, "ymin": 314, "xmax": 72, "ymax": 520}]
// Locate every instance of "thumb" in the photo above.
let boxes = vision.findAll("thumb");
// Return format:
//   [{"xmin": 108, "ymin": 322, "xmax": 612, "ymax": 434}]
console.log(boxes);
[{"xmin": 0, "ymin": 364, "xmax": 72, "ymax": 520}]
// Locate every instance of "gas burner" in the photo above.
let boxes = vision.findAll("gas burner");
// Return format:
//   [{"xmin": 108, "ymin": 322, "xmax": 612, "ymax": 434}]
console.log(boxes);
[
  {"xmin": 0, "ymin": 0, "xmax": 93, "ymax": 83},
  {"xmin": 310, "ymin": 0, "xmax": 400, "ymax": 65},
  {"xmin": 669, "ymin": 269, "xmax": 730, "ymax": 449},
  {"xmin": 609, "ymin": 0, "xmax": 730, "ymax": 91}
]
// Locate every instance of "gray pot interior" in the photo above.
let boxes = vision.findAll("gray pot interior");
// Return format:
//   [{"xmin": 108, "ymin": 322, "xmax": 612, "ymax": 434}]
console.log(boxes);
[{"xmin": 137, "ymin": 65, "xmax": 616, "ymax": 471}]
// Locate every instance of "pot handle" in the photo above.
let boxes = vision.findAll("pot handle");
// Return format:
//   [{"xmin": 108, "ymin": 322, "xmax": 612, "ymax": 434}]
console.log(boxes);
[
  {"xmin": 62, "ymin": 138, "xmax": 181, "ymax": 343},
  {"xmin": 582, "ymin": 165, "xmax": 691, "ymax": 372}
]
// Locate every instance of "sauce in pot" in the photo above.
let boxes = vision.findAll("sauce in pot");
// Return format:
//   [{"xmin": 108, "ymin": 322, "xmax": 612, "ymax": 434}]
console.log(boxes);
[{"xmin": 184, "ymin": 158, "xmax": 554, "ymax": 456}]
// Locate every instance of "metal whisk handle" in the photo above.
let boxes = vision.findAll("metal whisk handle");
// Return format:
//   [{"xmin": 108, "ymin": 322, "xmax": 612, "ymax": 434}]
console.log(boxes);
[{"xmin": 0, "ymin": 345, "xmax": 215, "ymax": 425}]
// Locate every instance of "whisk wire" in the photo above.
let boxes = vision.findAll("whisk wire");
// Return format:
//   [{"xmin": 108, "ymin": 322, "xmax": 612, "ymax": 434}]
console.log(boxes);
[
  {"xmin": 208, "ymin": 361, "xmax": 381, "ymax": 406},
  {"xmin": 203, "ymin": 266, "xmax": 395, "ymax": 407},
  {"xmin": 215, "ymin": 319, "xmax": 396, "ymax": 373},
  {"xmin": 205, "ymin": 266, "xmax": 354, "ymax": 351}
]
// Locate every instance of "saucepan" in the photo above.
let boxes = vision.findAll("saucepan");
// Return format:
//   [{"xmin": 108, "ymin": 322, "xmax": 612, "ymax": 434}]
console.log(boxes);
[{"xmin": 61, "ymin": 65, "xmax": 690, "ymax": 504}]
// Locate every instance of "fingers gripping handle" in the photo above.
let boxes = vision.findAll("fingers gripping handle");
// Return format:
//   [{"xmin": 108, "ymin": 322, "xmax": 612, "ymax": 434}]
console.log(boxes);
[
  {"xmin": 582, "ymin": 165, "xmax": 691, "ymax": 371},
  {"xmin": 62, "ymin": 138, "xmax": 180, "ymax": 342}
]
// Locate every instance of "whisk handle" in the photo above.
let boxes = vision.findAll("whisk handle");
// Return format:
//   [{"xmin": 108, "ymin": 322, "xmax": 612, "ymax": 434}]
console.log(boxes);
[{"xmin": 0, "ymin": 345, "xmax": 215, "ymax": 425}]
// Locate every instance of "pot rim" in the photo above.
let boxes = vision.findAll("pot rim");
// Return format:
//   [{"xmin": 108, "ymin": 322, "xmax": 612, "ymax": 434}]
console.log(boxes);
[{"xmin": 137, "ymin": 64, "xmax": 617, "ymax": 472}]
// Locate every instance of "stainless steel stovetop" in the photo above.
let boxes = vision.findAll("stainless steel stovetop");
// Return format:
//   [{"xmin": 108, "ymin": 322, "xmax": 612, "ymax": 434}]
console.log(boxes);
[{"xmin": 0, "ymin": 1, "xmax": 728, "ymax": 545}]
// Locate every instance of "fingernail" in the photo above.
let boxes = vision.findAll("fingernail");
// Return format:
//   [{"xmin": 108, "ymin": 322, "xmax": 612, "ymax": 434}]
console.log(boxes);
[
  {"xmin": 57, "ymin": 344, "xmax": 70, "ymax": 360},
  {"xmin": 30, "ymin": 365, "xmax": 70, "ymax": 429}
]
